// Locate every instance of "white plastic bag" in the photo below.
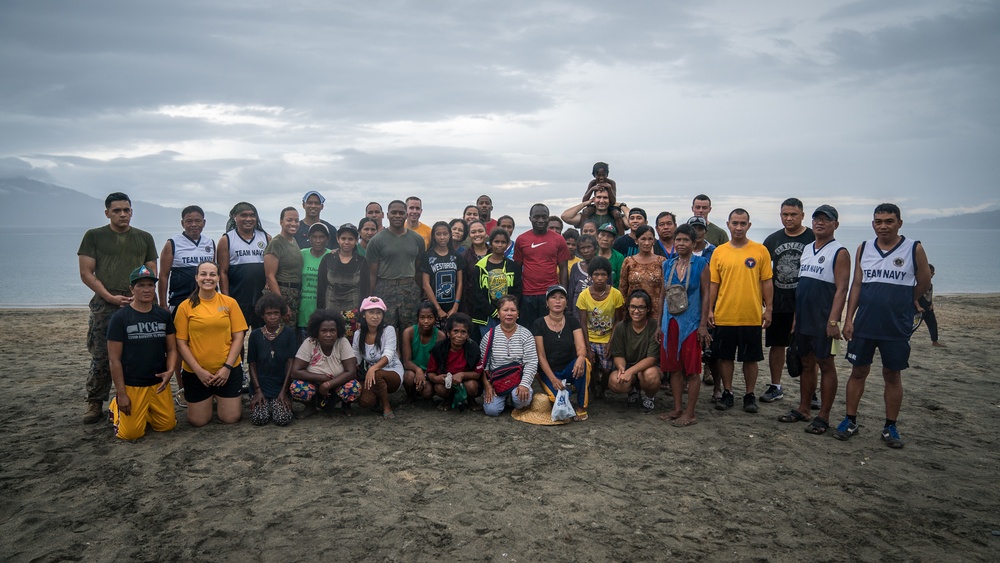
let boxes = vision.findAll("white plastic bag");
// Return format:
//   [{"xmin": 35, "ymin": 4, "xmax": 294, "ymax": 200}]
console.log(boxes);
[{"xmin": 551, "ymin": 381, "xmax": 576, "ymax": 421}]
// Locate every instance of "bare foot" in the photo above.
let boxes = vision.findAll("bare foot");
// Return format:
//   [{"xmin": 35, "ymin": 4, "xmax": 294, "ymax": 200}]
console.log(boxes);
[
  {"xmin": 672, "ymin": 415, "xmax": 697, "ymax": 427},
  {"xmin": 932, "ymin": 341, "xmax": 946, "ymax": 347},
  {"xmin": 659, "ymin": 409, "xmax": 683, "ymax": 421}
]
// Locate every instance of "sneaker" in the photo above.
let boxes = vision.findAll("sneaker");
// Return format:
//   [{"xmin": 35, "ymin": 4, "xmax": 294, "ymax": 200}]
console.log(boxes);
[
  {"xmin": 743, "ymin": 393, "xmax": 759, "ymax": 414},
  {"xmin": 810, "ymin": 393, "xmax": 821, "ymax": 410},
  {"xmin": 83, "ymin": 401, "xmax": 103, "ymax": 424},
  {"xmin": 641, "ymin": 396, "xmax": 656, "ymax": 414},
  {"xmin": 627, "ymin": 387, "xmax": 641, "ymax": 406},
  {"xmin": 715, "ymin": 390, "xmax": 734, "ymax": 411},
  {"xmin": 760, "ymin": 385, "xmax": 783, "ymax": 403},
  {"xmin": 174, "ymin": 389, "xmax": 188, "ymax": 409},
  {"xmin": 833, "ymin": 417, "xmax": 860, "ymax": 441},
  {"xmin": 881, "ymin": 425, "xmax": 904, "ymax": 449}
]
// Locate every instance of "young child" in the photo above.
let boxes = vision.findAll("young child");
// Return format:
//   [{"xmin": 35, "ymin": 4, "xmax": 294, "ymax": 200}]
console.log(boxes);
[
  {"xmin": 919, "ymin": 264, "xmax": 945, "ymax": 347},
  {"xmin": 426, "ymin": 313, "xmax": 482, "ymax": 411},
  {"xmin": 401, "ymin": 301, "xmax": 445, "ymax": 399},
  {"xmin": 576, "ymin": 256, "xmax": 625, "ymax": 393},
  {"xmin": 568, "ymin": 234, "xmax": 598, "ymax": 308},
  {"xmin": 247, "ymin": 293, "xmax": 298, "ymax": 426},
  {"xmin": 582, "ymin": 161, "xmax": 618, "ymax": 205},
  {"xmin": 421, "ymin": 221, "xmax": 466, "ymax": 326},
  {"xmin": 563, "ymin": 228, "xmax": 581, "ymax": 270}
]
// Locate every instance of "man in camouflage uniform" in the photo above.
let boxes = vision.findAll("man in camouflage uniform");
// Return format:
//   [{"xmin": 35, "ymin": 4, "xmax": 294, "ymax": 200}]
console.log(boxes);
[{"xmin": 77, "ymin": 193, "xmax": 158, "ymax": 424}]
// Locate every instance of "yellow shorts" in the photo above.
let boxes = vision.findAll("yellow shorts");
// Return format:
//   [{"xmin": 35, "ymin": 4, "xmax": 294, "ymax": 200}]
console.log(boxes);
[{"xmin": 109, "ymin": 383, "xmax": 177, "ymax": 440}]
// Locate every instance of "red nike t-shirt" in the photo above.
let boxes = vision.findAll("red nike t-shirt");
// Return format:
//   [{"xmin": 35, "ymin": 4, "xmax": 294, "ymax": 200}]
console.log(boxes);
[{"xmin": 513, "ymin": 230, "xmax": 570, "ymax": 295}]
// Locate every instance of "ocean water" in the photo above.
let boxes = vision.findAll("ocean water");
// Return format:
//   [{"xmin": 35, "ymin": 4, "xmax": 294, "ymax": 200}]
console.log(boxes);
[{"xmin": 0, "ymin": 225, "xmax": 996, "ymax": 307}]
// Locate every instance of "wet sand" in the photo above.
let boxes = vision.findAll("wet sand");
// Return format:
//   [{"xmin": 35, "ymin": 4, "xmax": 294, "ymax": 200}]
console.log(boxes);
[{"xmin": 1, "ymin": 294, "xmax": 998, "ymax": 561}]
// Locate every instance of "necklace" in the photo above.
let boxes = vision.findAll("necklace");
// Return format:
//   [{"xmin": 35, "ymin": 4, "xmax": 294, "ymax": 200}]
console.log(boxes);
[
  {"xmin": 675, "ymin": 257, "xmax": 690, "ymax": 280},
  {"xmin": 263, "ymin": 325, "xmax": 281, "ymax": 340},
  {"xmin": 546, "ymin": 315, "xmax": 566, "ymax": 339}
]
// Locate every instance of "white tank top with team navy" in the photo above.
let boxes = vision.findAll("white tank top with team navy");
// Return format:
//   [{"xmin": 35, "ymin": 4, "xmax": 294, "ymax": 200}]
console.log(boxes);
[
  {"xmin": 795, "ymin": 239, "xmax": 845, "ymax": 338},
  {"xmin": 167, "ymin": 234, "xmax": 216, "ymax": 306},
  {"xmin": 854, "ymin": 236, "xmax": 918, "ymax": 341}
]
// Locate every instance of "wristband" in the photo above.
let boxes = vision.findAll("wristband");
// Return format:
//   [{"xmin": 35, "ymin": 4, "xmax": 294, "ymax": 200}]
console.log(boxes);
[{"xmin": 223, "ymin": 363, "xmax": 235, "ymax": 370}]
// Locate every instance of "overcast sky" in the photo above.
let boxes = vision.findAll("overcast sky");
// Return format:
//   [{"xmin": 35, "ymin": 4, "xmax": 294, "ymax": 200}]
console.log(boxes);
[{"xmin": 1, "ymin": 0, "xmax": 997, "ymax": 230}]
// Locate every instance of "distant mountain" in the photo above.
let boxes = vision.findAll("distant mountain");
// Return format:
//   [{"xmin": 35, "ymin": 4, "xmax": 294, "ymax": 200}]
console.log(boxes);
[
  {"xmin": 0, "ymin": 177, "xmax": 232, "ymax": 229},
  {"xmin": 913, "ymin": 209, "xmax": 1000, "ymax": 229}
]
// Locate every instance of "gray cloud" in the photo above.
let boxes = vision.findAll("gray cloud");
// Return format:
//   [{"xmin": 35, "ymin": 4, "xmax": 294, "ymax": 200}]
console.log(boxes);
[{"xmin": 0, "ymin": 1, "xmax": 995, "ymax": 228}]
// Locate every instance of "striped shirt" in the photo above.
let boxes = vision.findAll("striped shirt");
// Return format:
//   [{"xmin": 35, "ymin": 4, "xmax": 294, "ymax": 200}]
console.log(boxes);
[{"xmin": 479, "ymin": 324, "xmax": 538, "ymax": 388}]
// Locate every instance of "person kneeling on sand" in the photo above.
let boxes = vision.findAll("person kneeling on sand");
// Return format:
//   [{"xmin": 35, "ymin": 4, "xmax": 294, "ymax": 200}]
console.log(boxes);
[
  {"xmin": 426, "ymin": 313, "xmax": 482, "ymax": 411},
  {"xmin": 174, "ymin": 262, "xmax": 248, "ymax": 427},
  {"xmin": 479, "ymin": 295, "xmax": 537, "ymax": 416},
  {"xmin": 290, "ymin": 308, "xmax": 360, "ymax": 419},
  {"xmin": 247, "ymin": 293, "xmax": 297, "ymax": 426},
  {"xmin": 608, "ymin": 289, "xmax": 663, "ymax": 414},
  {"xmin": 107, "ymin": 266, "xmax": 178, "ymax": 440}
]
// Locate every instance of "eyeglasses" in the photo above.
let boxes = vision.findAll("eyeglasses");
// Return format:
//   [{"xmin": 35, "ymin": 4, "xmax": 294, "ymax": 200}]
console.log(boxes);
[{"xmin": 628, "ymin": 305, "xmax": 648, "ymax": 312}]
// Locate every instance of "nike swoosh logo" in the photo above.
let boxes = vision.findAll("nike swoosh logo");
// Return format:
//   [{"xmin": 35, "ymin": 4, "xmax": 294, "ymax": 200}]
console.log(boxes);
[{"xmin": 530, "ymin": 242, "xmax": 547, "ymax": 248}]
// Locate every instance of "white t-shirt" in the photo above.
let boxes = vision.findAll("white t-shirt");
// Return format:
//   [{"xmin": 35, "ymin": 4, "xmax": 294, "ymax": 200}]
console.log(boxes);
[
  {"xmin": 352, "ymin": 328, "xmax": 404, "ymax": 376},
  {"xmin": 295, "ymin": 338, "xmax": 355, "ymax": 377}
]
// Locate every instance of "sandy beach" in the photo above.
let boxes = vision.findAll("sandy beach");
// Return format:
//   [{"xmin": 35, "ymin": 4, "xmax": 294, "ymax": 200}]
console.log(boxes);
[{"xmin": 1, "ymin": 294, "xmax": 998, "ymax": 562}]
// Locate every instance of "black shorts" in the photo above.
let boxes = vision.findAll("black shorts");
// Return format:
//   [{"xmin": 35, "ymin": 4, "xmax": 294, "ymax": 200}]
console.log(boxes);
[
  {"xmin": 182, "ymin": 365, "xmax": 244, "ymax": 403},
  {"xmin": 713, "ymin": 326, "xmax": 764, "ymax": 362},
  {"xmin": 794, "ymin": 332, "xmax": 834, "ymax": 360},
  {"xmin": 765, "ymin": 312, "xmax": 794, "ymax": 347},
  {"xmin": 846, "ymin": 337, "xmax": 910, "ymax": 371}
]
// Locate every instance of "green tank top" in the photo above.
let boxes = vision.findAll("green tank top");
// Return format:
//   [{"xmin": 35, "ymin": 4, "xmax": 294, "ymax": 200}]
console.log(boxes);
[{"xmin": 410, "ymin": 326, "xmax": 438, "ymax": 370}]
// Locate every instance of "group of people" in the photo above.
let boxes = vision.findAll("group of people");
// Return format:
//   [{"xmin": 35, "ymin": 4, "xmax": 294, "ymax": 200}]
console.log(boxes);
[{"xmin": 79, "ymin": 162, "xmax": 932, "ymax": 448}]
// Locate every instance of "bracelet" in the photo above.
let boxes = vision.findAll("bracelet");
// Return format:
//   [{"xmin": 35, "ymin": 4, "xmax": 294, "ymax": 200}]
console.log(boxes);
[
  {"xmin": 223, "ymin": 363, "xmax": 235, "ymax": 370},
  {"xmin": 828, "ymin": 321, "xmax": 839, "ymax": 326}
]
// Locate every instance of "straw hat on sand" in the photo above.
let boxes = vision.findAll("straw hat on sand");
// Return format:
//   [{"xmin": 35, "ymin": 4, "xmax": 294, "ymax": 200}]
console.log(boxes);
[{"xmin": 511, "ymin": 394, "xmax": 569, "ymax": 426}]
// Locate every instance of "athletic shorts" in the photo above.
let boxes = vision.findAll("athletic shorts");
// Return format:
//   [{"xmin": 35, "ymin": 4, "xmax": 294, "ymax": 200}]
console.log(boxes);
[
  {"xmin": 702, "ymin": 327, "xmax": 718, "ymax": 361},
  {"xmin": 661, "ymin": 319, "xmax": 702, "ymax": 376},
  {"xmin": 109, "ymin": 383, "xmax": 177, "ymax": 440},
  {"xmin": 182, "ymin": 365, "xmax": 244, "ymax": 403},
  {"xmin": 765, "ymin": 312, "xmax": 794, "ymax": 347},
  {"xmin": 794, "ymin": 332, "xmax": 835, "ymax": 361},
  {"xmin": 846, "ymin": 337, "xmax": 910, "ymax": 371},
  {"xmin": 712, "ymin": 325, "xmax": 764, "ymax": 362}
]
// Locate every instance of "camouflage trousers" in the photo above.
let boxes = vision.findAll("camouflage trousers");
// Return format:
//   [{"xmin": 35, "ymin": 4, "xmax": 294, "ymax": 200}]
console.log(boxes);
[
  {"xmin": 375, "ymin": 279, "xmax": 422, "ymax": 332},
  {"xmin": 86, "ymin": 294, "xmax": 126, "ymax": 403}
]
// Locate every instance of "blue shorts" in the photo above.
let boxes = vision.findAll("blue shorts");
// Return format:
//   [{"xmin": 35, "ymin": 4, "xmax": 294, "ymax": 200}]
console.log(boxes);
[
  {"xmin": 846, "ymin": 337, "xmax": 910, "ymax": 371},
  {"xmin": 794, "ymin": 332, "xmax": 834, "ymax": 360}
]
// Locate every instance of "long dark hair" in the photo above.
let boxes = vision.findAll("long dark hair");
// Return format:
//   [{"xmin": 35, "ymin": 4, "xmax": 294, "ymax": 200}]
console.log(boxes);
[
  {"xmin": 431, "ymin": 221, "xmax": 452, "ymax": 252},
  {"xmin": 358, "ymin": 303, "xmax": 389, "ymax": 353},
  {"xmin": 187, "ymin": 262, "xmax": 219, "ymax": 308},
  {"xmin": 225, "ymin": 201, "xmax": 268, "ymax": 236}
]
